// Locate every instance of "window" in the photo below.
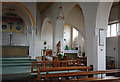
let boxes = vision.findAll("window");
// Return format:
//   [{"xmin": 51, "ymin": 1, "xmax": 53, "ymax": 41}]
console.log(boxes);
[
  {"xmin": 111, "ymin": 24, "xmax": 117, "ymax": 36},
  {"xmin": 117, "ymin": 23, "xmax": 119, "ymax": 33},
  {"xmin": 72, "ymin": 28, "xmax": 78, "ymax": 41},
  {"xmin": 107, "ymin": 23, "xmax": 119, "ymax": 37},
  {"xmin": 107, "ymin": 25, "xmax": 110, "ymax": 37}
]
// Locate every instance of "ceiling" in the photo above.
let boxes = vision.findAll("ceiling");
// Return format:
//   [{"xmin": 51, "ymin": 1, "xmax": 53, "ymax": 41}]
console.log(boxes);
[
  {"xmin": 112, "ymin": 2, "xmax": 120, "ymax": 8},
  {"xmin": 37, "ymin": 2, "xmax": 120, "ymax": 14},
  {"xmin": 37, "ymin": 2, "xmax": 53, "ymax": 14}
]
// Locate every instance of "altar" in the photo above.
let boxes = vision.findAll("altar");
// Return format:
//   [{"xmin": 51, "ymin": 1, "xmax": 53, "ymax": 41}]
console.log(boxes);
[
  {"xmin": 2, "ymin": 45, "xmax": 29, "ymax": 57},
  {"xmin": 63, "ymin": 50, "xmax": 79, "ymax": 59}
]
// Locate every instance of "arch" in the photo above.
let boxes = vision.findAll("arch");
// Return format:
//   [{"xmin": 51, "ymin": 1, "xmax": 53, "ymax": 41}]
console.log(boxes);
[
  {"xmin": 65, "ymin": 3, "xmax": 85, "ymax": 40},
  {"xmin": 3, "ymin": 2, "xmax": 35, "ymax": 28},
  {"xmin": 41, "ymin": 18, "xmax": 53, "ymax": 49},
  {"xmin": 2, "ymin": 7, "xmax": 32, "ymax": 32},
  {"xmin": 96, "ymin": 2, "xmax": 113, "ymax": 29}
]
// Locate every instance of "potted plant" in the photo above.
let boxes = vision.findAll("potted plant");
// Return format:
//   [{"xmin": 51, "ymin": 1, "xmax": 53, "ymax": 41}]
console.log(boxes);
[{"xmin": 58, "ymin": 53, "xmax": 63, "ymax": 60}]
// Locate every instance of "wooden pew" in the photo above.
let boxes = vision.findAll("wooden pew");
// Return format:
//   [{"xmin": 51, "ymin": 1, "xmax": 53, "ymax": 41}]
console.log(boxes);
[
  {"xmin": 31, "ymin": 60, "xmax": 76, "ymax": 73},
  {"xmin": 36, "ymin": 66, "xmax": 120, "ymax": 81},
  {"xmin": 76, "ymin": 56, "xmax": 87, "ymax": 66},
  {"xmin": 36, "ymin": 65, "xmax": 93, "ymax": 80}
]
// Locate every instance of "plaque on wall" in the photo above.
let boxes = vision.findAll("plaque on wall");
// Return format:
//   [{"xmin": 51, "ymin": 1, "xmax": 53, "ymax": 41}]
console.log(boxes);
[{"xmin": 99, "ymin": 29, "xmax": 104, "ymax": 46}]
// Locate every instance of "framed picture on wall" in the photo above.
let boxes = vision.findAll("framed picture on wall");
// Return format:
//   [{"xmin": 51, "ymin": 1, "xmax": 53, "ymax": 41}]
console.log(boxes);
[
  {"xmin": 16, "ymin": 26, "xmax": 21, "ymax": 30},
  {"xmin": 2, "ymin": 25, "xmax": 7, "ymax": 30},
  {"xmin": 99, "ymin": 29, "xmax": 104, "ymax": 46}
]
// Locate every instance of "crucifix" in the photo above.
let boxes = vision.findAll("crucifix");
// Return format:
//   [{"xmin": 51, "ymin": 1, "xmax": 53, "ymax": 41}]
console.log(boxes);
[
  {"xmin": 8, "ymin": 18, "xmax": 14, "ymax": 46},
  {"xmin": 8, "ymin": 32, "xmax": 13, "ymax": 46}
]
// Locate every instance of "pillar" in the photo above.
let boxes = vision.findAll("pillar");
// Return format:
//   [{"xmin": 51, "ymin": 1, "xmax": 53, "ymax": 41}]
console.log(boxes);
[
  {"xmin": 31, "ymin": 27, "xmax": 35, "ymax": 59},
  {"xmin": 118, "ymin": 3, "xmax": 120, "ymax": 68},
  {"xmin": 52, "ymin": 19, "xmax": 64, "ymax": 55},
  {"xmin": 96, "ymin": 28, "xmax": 107, "ymax": 71},
  {"xmin": 26, "ymin": 31, "xmax": 30, "ymax": 46}
]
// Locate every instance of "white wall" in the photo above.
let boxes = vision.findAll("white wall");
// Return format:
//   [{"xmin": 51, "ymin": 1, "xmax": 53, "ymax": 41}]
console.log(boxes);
[
  {"xmin": 2, "ymin": 23, "xmax": 27, "ymax": 46},
  {"xmin": 66, "ymin": 5, "xmax": 85, "ymax": 38},
  {"xmin": 41, "ymin": 19, "xmax": 53, "ymax": 50},
  {"xmin": 106, "ymin": 37, "xmax": 118, "ymax": 68},
  {"xmin": 118, "ymin": 37, "xmax": 120, "ymax": 68},
  {"xmin": 63, "ymin": 25, "xmax": 85, "ymax": 53},
  {"xmin": 64, "ymin": 25, "xmax": 72, "ymax": 49},
  {"xmin": 76, "ymin": 33, "xmax": 85, "ymax": 53},
  {"xmin": 33, "ymin": 7, "xmax": 42, "ymax": 57}
]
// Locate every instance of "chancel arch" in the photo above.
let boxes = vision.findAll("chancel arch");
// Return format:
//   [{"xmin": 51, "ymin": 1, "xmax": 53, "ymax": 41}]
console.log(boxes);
[
  {"xmin": 2, "ymin": 3, "xmax": 32, "ymax": 57},
  {"xmin": 3, "ymin": 2, "xmax": 35, "ymax": 28}
]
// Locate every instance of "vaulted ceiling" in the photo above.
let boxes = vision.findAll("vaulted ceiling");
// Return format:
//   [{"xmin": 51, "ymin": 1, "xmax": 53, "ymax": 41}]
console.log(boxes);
[{"xmin": 37, "ymin": 2, "xmax": 53, "ymax": 14}]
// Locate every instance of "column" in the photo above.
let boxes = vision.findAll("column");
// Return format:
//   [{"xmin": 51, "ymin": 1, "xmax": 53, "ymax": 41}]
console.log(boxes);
[
  {"xmin": 118, "ymin": 3, "xmax": 120, "ymax": 68},
  {"xmin": 31, "ymin": 27, "xmax": 35, "ymax": 59},
  {"xmin": 26, "ymin": 31, "xmax": 30, "ymax": 46},
  {"xmin": 54, "ymin": 21, "xmax": 64, "ymax": 54},
  {"xmin": 52, "ymin": 19, "xmax": 64, "ymax": 55},
  {"xmin": 96, "ymin": 28, "xmax": 106, "ymax": 71}
]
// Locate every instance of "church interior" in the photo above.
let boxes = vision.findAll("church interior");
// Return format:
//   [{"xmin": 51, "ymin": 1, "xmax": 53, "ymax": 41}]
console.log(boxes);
[{"xmin": 1, "ymin": 1, "xmax": 120, "ymax": 81}]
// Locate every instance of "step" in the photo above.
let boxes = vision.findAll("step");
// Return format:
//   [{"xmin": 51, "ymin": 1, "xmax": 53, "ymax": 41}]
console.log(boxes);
[
  {"xmin": 2, "ymin": 63, "xmax": 31, "ymax": 67},
  {"xmin": 2, "ymin": 68, "xmax": 31, "ymax": 74},
  {"xmin": 2, "ymin": 61, "xmax": 31, "ymax": 64},
  {"xmin": 1, "ymin": 57, "xmax": 32, "ymax": 75},
  {"xmin": 1, "ymin": 57, "xmax": 31, "ymax": 61},
  {"xmin": 3, "ymin": 65, "xmax": 31, "ymax": 69}
]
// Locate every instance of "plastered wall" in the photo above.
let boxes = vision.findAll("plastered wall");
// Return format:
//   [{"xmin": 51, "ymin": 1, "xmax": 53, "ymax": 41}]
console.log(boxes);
[
  {"xmin": 2, "ymin": 24, "xmax": 27, "ymax": 46},
  {"xmin": 106, "ymin": 37, "xmax": 118, "ymax": 68}
]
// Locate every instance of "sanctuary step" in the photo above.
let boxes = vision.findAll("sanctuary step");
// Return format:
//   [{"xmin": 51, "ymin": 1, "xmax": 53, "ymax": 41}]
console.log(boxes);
[{"xmin": 1, "ymin": 57, "xmax": 32, "ymax": 75}]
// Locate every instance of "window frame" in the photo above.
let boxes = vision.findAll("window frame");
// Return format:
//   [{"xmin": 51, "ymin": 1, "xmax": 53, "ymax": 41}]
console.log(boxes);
[{"xmin": 107, "ymin": 22, "xmax": 119, "ymax": 38}]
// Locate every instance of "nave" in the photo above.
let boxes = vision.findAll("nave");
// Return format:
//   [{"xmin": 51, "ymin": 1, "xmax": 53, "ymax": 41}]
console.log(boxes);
[{"xmin": 1, "ymin": 1, "xmax": 120, "ymax": 81}]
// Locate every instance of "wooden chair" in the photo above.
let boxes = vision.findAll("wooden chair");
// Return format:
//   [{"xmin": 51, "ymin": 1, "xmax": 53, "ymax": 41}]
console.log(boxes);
[{"xmin": 36, "ymin": 56, "xmax": 41, "ymax": 61}]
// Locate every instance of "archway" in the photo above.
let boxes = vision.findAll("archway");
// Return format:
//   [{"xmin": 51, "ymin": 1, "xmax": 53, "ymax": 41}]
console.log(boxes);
[
  {"xmin": 3, "ymin": 2, "xmax": 35, "ymax": 27},
  {"xmin": 2, "ymin": 3, "xmax": 32, "ymax": 57},
  {"xmin": 41, "ymin": 18, "xmax": 53, "ymax": 49},
  {"xmin": 64, "ymin": 4, "xmax": 85, "ymax": 57}
]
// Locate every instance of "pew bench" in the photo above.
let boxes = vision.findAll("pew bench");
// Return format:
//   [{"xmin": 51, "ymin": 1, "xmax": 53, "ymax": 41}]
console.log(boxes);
[
  {"xmin": 36, "ymin": 66, "xmax": 93, "ymax": 80},
  {"xmin": 36, "ymin": 67, "xmax": 120, "ymax": 81},
  {"xmin": 31, "ymin": 60, "xmax": 76, "ymax": 73}
]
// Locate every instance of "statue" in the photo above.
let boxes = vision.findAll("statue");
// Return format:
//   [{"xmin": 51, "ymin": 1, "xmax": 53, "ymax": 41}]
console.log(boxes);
[{"xmin": 57, "ymin": 41, "xmax": 61, "ymax": 56}]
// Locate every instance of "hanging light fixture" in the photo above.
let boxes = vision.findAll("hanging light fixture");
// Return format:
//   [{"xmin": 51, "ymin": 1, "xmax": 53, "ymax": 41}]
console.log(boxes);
[{"xmin": 57, "ymin": 3, "xmax": 65, "ymax": 23}]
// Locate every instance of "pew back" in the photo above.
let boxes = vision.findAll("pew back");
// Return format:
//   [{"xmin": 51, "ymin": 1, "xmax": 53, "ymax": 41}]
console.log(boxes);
[{"xmin": 31, "ymin": 60, "xmax": 76, "ymax": 73}]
